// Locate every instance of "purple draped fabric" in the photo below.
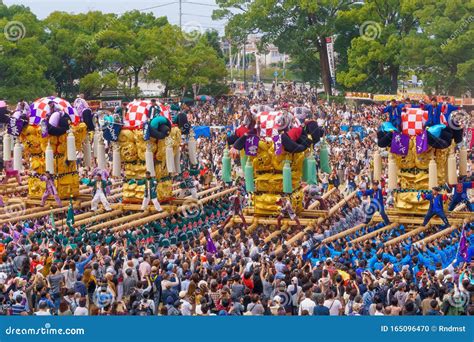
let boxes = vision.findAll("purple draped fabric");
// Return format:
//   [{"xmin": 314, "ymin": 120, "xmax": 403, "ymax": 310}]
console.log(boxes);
[
  {"xmin": 245, "ymin": 135, "xmax": 259, "ymax": 156},
  {"xmin": 390, "ymin": 132, "xmax": 410, "ymax": 156},
  {"xmin": 416, "ymin": 130, "xmax": 428, "ymax": 154},
  {"xmin": 273, "ymin": 134, "xmax": 283, "ymax": 155}
]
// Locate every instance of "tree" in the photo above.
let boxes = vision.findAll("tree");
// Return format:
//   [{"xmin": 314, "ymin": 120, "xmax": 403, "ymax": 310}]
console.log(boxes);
[
  {"xmin": 337, "ymin": 0, "xmax": 418, "ymax": 93},
  {"xmin": 401, "ymin": 0, "xmax": 473, "ymax": 96},
  {"xmin": 79, "ymin": 72, "xmax": 118, "ymax": 98},
  {"xmin": 0, "ymin": 3, "xmax": 54, "ymax": 101},
  {"xmin": 213, "ymin": 0, "xmax": 353, "ymax": 95}
]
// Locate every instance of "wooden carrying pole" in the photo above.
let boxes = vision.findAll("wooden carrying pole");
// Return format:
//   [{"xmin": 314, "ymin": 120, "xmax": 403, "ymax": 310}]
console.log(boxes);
[
  {"xmin": 110, "ymin": 187, "xmax": 238, "ymax": 233},
  {"xmin": 350, "ymin": 223, "xmax": 398, "ymax": 244},
  {"xmin": 384, "ymin": 224, "xmax": 432, "ymax": 246},
  {"xmin": 274, "ymin": 191, "xmax": 356, "ymax": 254},
  {"xmin": 0, "ymin": 193, "xmax": 121, "ymax": 226}
]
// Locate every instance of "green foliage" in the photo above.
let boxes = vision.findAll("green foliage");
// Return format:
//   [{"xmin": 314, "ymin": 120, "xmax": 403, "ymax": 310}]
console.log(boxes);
[
  {"xmin": 216, "ymin": 0, "xmax": 473, "ymax": 96},
  {"xmin": 0, "ymin": 3, "xmax": 226, "ymax": 101}
]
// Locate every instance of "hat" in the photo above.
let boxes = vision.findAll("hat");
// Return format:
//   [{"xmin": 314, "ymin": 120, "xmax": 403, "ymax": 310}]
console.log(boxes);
[
  {"xmin": 166, "ymin": 296, "xmax": 175, "ymax": 305},
  {"xmin": 179, "ymin": 291, "xmax": 187, "ymax": 299},
  {"xmin": 36, "ymin": 265, "xmax": 44, "ymax": 272},
  {"xmin": 273, "ymin": 295, "xmax": 282, "ymax": 303},
  {"xmin": 167, "ymin": 263, "xmax": 174, "ymax": 271},
  {"xmin": 198, "ymin": 280, "xmax": 208, "ymax": 289}
]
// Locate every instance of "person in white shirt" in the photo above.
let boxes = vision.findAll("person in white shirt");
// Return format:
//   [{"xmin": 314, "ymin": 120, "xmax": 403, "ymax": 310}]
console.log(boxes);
[
  {"xmin": 34, "ymin": 301, "xmax": 51, "ymax": 315},
  {"xmin": 323, "ymin": 291, "xmax": 343, "ymax": 316},
  {"xmin": 74, "ymin": 298, "xmax": 89, "ymax": 316},
  {"xmin": 179, "ymin": 291, "xmax": 193, "ymax": 316},
  {"xmin": 298, "ymin": 291, "xmax": 316, "ymax": 315}
]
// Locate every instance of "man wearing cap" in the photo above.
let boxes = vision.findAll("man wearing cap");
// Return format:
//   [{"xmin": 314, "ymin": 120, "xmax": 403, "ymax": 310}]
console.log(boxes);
[
  {"xmin": 276, "ymin": 197, "xmax": 301, "ymax": 230},
  {"xmin": 83, "ymin": 174, "xmax": 112, "ymax": 212},
  {"xmin": 131, "ymin": 171, "xmax": 163, "ymax": 212},
  {"xmin": 39, "ymin": 171, "xmax": 62, "ymax": 207},
  {"xmin": 358, "ymin": 181, "xmax": 391, "ymax": 225},
  {"xmin": 421, "ymin": 187, "xmax": 450, "ymax": 228},
  {"xmin": 221, "ymin": 192, "xmax": 247, "ymax": 229}
]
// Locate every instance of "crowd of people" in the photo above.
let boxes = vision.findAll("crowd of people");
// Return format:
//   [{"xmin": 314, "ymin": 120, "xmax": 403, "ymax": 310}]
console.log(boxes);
[{"xmin": 0, "ymin": 83, "xmax": 472, "ymax": 316}]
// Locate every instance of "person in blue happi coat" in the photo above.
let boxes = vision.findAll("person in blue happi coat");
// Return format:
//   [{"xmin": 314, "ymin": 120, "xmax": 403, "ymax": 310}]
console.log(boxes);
[
  {"xmin": 420, "ymin": 186, "xmax": 450, "ymax": 228},
  {"xmin": 447, "ymin": 176, "xmax": 474, "ymax": 212},
  {"xmin": 358, "ymin": 181, "xmax": 391, "ymax": 225}
]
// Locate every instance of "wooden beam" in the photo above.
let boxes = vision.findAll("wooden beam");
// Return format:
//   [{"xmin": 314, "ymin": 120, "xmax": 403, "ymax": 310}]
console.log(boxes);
[
  {"xmin": 350, "ymin": 223, "xmax": 398, "ymax": 244},
  {"xmin": 385, "ymin": 224, "xmax": 432, "ymax": 246},
  {"xmin": 0, "ymin": 193, "xmax": 121, "ymax": 225},
  {"xmin": 322, "ymin": 223, "xmax": 367, "ymax": 244},
  {"xmin": 416, "ymin": 217, "xmax": 473, "ymax": 245}
]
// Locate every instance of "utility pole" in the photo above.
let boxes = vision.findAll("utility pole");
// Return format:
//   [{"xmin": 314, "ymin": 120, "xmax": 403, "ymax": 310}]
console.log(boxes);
[
  {"xmin": 243, "ymin": 40, "xmax": 246, "ymax": 90},
  {"xmin": 229, "ymin": 41, "xmax": 233, "ymax": 81},
  {"xmin": 179, "ymin": 0, "xmax": 182, "ymax": 28}
]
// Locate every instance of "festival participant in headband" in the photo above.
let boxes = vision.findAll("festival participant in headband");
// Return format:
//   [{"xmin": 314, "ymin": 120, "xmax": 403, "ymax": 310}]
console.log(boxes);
[
  {"xmin": 439, "ymin": 96, "xmax": 458, "ymax": 124},
  {"xmin": 382, "ymin": 99, "xmax": 402, "ymax": 130},
  {"xmin": 38, "ymin": 171, "xmax": 62, "ymax": 207},
  {"xmin": 276, "ymin": 196, "xmax": 301, "ymax": 230},
  {"xmin": 73, "ymin": 93, "xmax": 89, "ymax": 117},
  {"xmin": 178, "ymin": 171, "xmax": 198, "ymax": 199},
  {"xmin": 358, "ymin": 181, "xmax": 391, "ymax": 225},
  {"xmin": 2, "ymin": 160, "xmax": 22, "ymax": 185},
  {"xmin": 221, "ymin": 192, "xmax": 247, "ymax": 229},
  {"xmin": 82, "ymin": 173, "xmax": 112, "ymax": 212},
  {"xmin": 149, "ymin": 99, "xmax": 161, "ymax": 119},
  {"xmin": 14, "ymin": 99, "xmax": 30, "ymax": 117},
  {"xmin": 420, "ymin": 186, "xmax": 450, "ymax": 228},
  {"xmin": 425, "ymin": 97, "xmax": 447, "ymax": 127},
  {"xmin": 447, "ymin": 176, "xmax": 474, "ymax": 212},
  {"xmin": 131, "ymin": 171, "xmax": 163, "ymax": 212}
]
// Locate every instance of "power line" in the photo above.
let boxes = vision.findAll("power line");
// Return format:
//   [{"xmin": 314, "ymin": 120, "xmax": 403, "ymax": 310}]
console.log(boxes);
[
  {"xmin": 139, "ymin": 2, "xmax": 179, "ymax": 11},
  {"xmin": 182, "ymin": 13, "xmax": 213, "ymax": 18},
  {"xmin": 184, "ymin": 1, "xmax": 219, "ymax": 8}
]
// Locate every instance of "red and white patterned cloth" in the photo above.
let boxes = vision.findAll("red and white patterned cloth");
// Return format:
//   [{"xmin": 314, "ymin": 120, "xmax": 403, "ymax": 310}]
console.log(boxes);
[
  {"xmin": 258, "ymin": 111, "xmax": 301, "ymax": 137},
  {"xmin": 30, "ymin": 96, "xmax": 79, "ymax": 125},
  {"xmin": 124, "ymin": 100, "xmax": 151, "ymax": 129},
  {"xmin": 159, "ymin": 104, "xmax": 171, "ymax": 122},
  {"xmin": 258, "ymin": 111, "xmax": 280, "ymax": 137},
  {"xmin": 401, "ymin": 108, "xmax": 428, "ymax": 136}
]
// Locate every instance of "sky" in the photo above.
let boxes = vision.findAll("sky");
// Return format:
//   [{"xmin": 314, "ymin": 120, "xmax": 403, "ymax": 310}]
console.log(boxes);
[{"xmin": 4, "ymin": 0, "xmax": 226, "ymax": 34}]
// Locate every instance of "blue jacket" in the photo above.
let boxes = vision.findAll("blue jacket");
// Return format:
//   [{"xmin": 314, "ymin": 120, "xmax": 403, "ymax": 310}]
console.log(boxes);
[
  {"xmin": 450, "ymin": 182, "xmax": 474, "ymax": 201},
  {"xmin": 422, "ymin": 193, "xmax": 447, "ymax": 213},
  {"xmin": 383, "ymin": 105, "xmax": 402, "ymax": 129},
  {"xmin": 361, "ymin": 188, "xmax": 385, "ymax": 210}
]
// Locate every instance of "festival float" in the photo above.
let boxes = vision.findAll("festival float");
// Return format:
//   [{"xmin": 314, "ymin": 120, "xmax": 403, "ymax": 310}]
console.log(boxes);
[
  {"xmin": 101, "ymin": 100, "xmax": 193, "ymax": 205},
  {"xmin": 376, "ymin": 105, "xmax": 470, "ymax": 213},
  {"xmin": 227, "ymin": 105, "xmax": 325, "ymax": 221},
  {"xmin": 1, "ymin": 96, "xmax": 87, "ymax": 201}
]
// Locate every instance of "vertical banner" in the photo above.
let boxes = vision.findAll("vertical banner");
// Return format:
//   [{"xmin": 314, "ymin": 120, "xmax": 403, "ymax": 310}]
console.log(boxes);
[{"xmin": 326, "ymin": 37, "xmax": 336, "ymax": 86}]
